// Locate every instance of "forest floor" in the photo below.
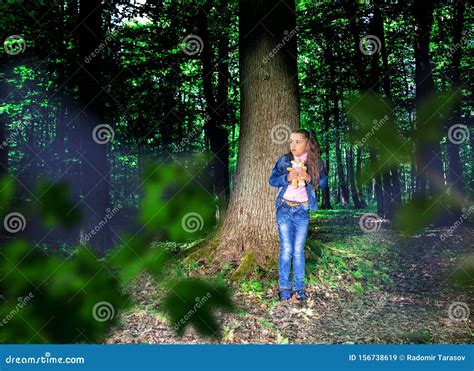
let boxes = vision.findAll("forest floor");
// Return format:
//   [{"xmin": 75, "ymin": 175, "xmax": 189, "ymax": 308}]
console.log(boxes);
[{"xmin": 107, "ymin": 209, "xmax": 473, "ymax": 344}]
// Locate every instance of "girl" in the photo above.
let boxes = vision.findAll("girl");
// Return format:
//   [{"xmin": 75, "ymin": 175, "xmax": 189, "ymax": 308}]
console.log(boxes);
[{"xmin": 268, "ymin": 129, "xmax": 328, "ymax": 301}]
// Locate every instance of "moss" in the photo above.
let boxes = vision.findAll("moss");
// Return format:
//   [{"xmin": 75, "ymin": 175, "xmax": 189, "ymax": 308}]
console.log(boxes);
[
  {"xmin": 230, "ymin": 252, "xmax": 256, "ymax": 281},
  {"xmin": 181, "ymin": 232, "xmax": 220, "ymax": 264}
]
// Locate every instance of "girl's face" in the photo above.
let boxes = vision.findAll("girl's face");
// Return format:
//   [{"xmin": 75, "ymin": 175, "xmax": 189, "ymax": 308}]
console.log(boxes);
[{"xmin": 289, "ymin": 133, "xmax": 309, "ymax": 157}]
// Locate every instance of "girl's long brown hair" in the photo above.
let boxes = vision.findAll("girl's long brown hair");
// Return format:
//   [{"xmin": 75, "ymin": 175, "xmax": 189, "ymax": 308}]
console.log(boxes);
[{"xmin": 285, "ymin": 129, "xmax": 324, "ymax": 190}]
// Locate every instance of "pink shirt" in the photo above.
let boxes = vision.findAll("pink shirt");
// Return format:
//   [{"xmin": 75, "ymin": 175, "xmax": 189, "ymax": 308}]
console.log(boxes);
[{"xmin": 282, "ymin": 152, "xmax": 309, "ymax": 202}]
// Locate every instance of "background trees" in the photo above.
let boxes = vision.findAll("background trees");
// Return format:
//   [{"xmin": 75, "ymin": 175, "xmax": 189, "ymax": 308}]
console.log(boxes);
[{"xmin": 0, "ymin": 0, "xmax": 472, "ymax": 260}]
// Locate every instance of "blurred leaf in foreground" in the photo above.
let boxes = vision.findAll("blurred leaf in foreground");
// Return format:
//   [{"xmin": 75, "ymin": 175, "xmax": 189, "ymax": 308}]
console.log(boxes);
[
  {"xmin": 0, "ymin": 240, "xmax": 130, "ymax": 343},
  {"xmin": 163, "ymin": 278, "xmax": 234, "ymax": 338},
  {"xmin": 140, "ymin": 154, "xmax": 216, "ymax": 241},
  {"xmin": 35, "ymin": 179, "xmax": 82, "ymax": 229}
]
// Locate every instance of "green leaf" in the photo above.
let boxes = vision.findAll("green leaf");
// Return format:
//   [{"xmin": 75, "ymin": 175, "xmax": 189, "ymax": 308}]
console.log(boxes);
[
  {"xmin": 163, "ymin": 278, "xmax": 234, "ymax": 338},
  {"xmin": 35, "ymin": 179, "xmax": 82, "ymax": 228},
  {"xmin": 0, "ymin": 241, "xmax": 130, "ymax": 343},
  {"xmin": 107, "ymin": 233, "xmax": 169, "ymax": 284}
]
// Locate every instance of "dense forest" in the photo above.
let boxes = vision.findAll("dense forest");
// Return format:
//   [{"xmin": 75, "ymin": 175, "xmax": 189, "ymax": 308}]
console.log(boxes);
[{"xmin": 0, "ymin": 0, "xmax": 472, "ymax": 344}]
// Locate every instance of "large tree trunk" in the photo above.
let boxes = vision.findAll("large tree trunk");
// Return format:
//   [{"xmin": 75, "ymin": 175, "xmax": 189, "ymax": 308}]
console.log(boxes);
[
  {"xmin": 214, "ymin": 0, "xmax": 300, "ymax": 267},
  {"xmin": 373, "ymin": 0, "xmax": 402, "ymax": 211},
  {"xmin": 77, "ymin": 0, "xmax": 112, "ymax": 255},
  {"xmin": 413, "ymin": 0, "xmax": 444, "ymax": 198}
]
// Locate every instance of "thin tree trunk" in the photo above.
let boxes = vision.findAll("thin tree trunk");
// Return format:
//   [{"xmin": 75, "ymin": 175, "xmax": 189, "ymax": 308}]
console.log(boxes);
[
  {"xmin": 446, "ymin": 0, "xmax": 466, "ymax": 204},
  {"xmin": 321, "ymin": 98, "xmax": 332, "ymax": 209},
  {"xmin": 355, "ymin": 145, "xmax": 365, "ymax": 206},
  {"xmin": 198, "ymin": 0, "xmax": 230, "ymax": 218},
  {"xmin": 347, "ymin": 145, "xmax": 363, "ymax": 208},
  {"xmin": 335, "ymin": 134, "xmax": 349, "ymax": 204}
]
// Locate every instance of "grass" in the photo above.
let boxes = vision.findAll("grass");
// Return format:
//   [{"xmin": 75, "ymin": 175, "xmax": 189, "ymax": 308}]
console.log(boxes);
[{"xmin": 151, "ymin": 209, "xmax": 395, "ymax": 303}]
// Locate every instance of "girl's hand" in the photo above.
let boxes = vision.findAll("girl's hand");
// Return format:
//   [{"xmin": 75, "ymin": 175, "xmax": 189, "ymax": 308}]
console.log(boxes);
[
  {"xmin": 287, "ymin": 170, "xmax": 299, "ymax": 182},
  {"xmin": 300, "ymin": 169, "xmax": 310, "ymax": 182}
]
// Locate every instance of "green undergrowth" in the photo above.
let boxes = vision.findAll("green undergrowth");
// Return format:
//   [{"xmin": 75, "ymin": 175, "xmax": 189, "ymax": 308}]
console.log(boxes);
[{"xmin": 156, "ymin": 209, "xmax": 395, "ymax": 303}]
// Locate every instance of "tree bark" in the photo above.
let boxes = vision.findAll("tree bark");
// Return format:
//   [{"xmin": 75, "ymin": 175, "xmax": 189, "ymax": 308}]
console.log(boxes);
[
  {"xmin": 214, "ymin": 0, "xmax": 300, "ymax": 267},
  {"xmin": 347, "ymin": 145, "xmax": 363, "ymax": 208},
  {"xmin": 413, "ymin": 0, "xmax": 444, "ymax": 198},
  {"xmin": 446, "ymin": 0, "xmax": 466, "ymax": 203},
  {"xmin": 198, "ymin": 0, "xmax": 230, "ymax": 218},
  {"xmin": 77, "ymin": 0, "xmax": 112, "ymax": 255},
  {"xmin": 335, "ymin": 134, "xmax": 349, "ymax": 205}
]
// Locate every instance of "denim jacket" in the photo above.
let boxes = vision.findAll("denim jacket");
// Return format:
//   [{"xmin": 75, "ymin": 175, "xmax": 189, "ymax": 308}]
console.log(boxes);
[{"xmin": 268, "ymin": 154, "xmax": 328, "ymax": 212}]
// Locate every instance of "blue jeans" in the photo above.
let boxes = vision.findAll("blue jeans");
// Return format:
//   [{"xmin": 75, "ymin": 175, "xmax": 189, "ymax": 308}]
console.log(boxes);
[{"xmin": 276, "ymin": 202, "xmax": 309, "ymax": 291}]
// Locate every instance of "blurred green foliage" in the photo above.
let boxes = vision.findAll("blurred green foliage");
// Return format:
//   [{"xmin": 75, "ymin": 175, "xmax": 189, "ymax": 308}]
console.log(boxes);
[
  {"xmin": 0, "ymin": 158, "xmax": 232, "ymax": 343},
  {"xmin": 163, "ymin": 278, "xmax": 234, "ymax": 338},
  {"xmin": 35, "ymin": 179, "xmax": 82, "ymax": 229}
]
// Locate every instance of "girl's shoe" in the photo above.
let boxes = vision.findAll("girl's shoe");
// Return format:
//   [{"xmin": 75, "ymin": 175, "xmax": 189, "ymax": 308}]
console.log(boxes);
[
  {"xmin": 279, "ymin": 289, "xmax": 291, "ymax": 301},
  {"xmin": 293, "ymin": 290, "xmax": 307, "ymax": 301}
]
